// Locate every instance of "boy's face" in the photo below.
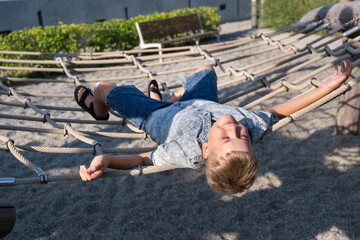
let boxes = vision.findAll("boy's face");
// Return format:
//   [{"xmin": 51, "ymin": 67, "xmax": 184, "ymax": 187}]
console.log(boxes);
[{"xmin": 202, "ymin": 114, "xmax": 253, "ymax": 159}]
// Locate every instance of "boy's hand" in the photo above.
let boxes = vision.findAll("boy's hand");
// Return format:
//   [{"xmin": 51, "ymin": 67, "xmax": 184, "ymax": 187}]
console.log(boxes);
[
  {"xmin": 79, "ymin": 155, "xmax": 110, "ymax": 181},
  {"xmin": 322, "ymin": 60, "xmax": 352, "ymax": 90}
]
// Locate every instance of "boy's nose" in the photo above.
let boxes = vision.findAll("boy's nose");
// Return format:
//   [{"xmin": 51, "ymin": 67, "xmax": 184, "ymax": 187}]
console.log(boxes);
[{"xmin": 225, "ymin": 124, "xmax": 240, "ymax": 137}]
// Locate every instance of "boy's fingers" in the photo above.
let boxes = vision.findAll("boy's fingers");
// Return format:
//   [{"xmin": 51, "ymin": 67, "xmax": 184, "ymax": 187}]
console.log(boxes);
[
  {"xmin": 79, "ymin": 165, "xmax": 89, "ymax": 181},
  {"xmin": 89, "ymin": 171, "xmax": 102, "ymax": 179},
  {"xmin": 341, "ymin": 61, "xmax": 345, "ymax": 73},
  {"xmin": 346, "ymin": 60, "xmax": 352, "ymax": 74},
  {"xmin": 80, "ymin": 165, "xmax": 96, "ymax": 181},
  {"xmin": 87, "ymin": 166, "xmax": 97, "ymax": 174},
  {"xmin": 86, "ymin": 165, "xmax": 104, "ymax": 180}
]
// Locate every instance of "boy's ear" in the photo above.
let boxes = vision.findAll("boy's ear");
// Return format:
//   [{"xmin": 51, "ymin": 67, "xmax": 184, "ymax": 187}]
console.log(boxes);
[{"xmin": 202, "ymin": 142, "xmax": 209, "ymax": 159}]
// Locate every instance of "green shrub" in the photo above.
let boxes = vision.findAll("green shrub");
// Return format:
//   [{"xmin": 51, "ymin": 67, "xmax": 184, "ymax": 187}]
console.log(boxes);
[
  {"xmin": 0, "ymin": 6, "xmax": 219, "ymax": 54},
  {"xmin": 0, "ymin": 6, "xmax": 219, "ymax": 78},
  {"xmin": 260, "ymin": 0, "xmax": 339, "ymax": 29}
]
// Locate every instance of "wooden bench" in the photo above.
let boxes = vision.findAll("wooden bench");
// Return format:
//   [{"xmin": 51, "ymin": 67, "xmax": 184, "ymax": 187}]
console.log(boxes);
[{"xmin": 135, "ymin": 14, "xmax": 219, "ymax": 62}]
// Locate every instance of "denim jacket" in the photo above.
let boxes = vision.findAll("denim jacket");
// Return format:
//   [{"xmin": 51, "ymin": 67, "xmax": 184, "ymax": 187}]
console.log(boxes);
[{"xmin": 144, "ymin": 99, "xmax": 278, "ymax": 169}]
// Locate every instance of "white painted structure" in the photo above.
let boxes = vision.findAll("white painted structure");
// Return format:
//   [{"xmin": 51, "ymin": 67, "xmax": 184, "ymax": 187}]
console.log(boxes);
[{"xmin": 0, "ymin": 0, "xmax": 251, "ymax": 33}]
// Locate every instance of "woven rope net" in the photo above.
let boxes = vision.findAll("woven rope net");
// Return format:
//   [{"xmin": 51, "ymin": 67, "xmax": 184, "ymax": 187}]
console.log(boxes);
[{"xmin": 0, "ymin": 20, "xmax": 359, "ymax": 186}]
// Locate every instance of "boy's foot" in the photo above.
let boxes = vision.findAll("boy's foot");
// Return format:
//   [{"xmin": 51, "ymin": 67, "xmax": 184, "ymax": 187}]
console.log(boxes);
[
  {"xmin": 147, "ymin": 80, "xmax": 162, "ymax": 101},
  {"xmin": 74, "ymin": 85, "xmax": 109, "ymax": 120}
]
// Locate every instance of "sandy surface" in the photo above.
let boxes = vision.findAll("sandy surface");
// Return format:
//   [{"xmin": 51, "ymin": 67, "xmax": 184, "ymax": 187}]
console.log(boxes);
[{"xmin": 0, "ymin": 20, "xmax": 359, "ymax": 240}]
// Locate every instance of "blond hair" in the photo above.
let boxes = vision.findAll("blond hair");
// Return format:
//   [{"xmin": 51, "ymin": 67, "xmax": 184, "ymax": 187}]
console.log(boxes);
[{"xmin": 206, "ymin": 151, "xmax": 258, "ymax": 194}]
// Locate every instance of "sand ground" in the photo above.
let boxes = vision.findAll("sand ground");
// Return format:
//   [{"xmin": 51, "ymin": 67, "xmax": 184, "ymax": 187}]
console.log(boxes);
[{"xmin": 0, "ymin": 20, "xmax": 359, "ymax": 240}]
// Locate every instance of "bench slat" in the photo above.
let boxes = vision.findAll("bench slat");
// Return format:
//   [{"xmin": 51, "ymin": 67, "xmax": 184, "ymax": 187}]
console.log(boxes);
[
  {"xmin": 160, "ymin": 31, "xmax": 219, "ymax": 45},
  {"xmin": 138, "ymin": 14, "xmax": 203, "ymax": 41}
]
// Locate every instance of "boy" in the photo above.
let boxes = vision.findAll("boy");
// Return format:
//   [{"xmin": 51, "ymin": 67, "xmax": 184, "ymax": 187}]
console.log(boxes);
[{"xmin": 75, "ymin": 61, "xmax": 352, "ymax": 194}]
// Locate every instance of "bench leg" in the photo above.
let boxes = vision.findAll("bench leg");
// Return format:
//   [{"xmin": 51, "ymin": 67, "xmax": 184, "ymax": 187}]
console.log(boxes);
[
  {"xmin": 159, "ymin": 45, "xmax": 163, "ymax": 63},
  {"xmin": 138, "ymin": 46, "xmax": 143, "ymax": 57}
]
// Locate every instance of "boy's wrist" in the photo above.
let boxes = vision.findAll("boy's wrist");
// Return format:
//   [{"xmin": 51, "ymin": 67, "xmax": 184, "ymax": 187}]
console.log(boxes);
[
  {"xmin": 102, "ymin": 154, "xmax": 111, "ymax": 168},
  {"xmin": 321, "ymin": 82, "xmax": 342, "ymax": 92}
]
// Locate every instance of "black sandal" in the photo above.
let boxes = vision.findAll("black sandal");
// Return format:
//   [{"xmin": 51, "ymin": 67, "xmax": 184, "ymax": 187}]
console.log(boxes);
[
  {"xmin": 147, "ymin": 80, "xmax": 162, "ymax": 100},
  {"xmin": 74, "ymin": 85, "xmax": 109, "ymax": 121}
]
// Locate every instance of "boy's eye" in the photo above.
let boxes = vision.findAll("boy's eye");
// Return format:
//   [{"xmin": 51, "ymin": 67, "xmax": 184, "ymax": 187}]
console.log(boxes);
[
  {"xmin": 222, "ymin": 137, "xmax": 229, "ymax": 141},
  {"xmin": 240, "ymin": 135, "xmax": 249, "ymax": 140}
]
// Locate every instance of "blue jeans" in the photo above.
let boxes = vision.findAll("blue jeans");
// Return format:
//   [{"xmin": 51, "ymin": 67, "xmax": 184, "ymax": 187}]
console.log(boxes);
[{"xmin": 105, "ymin": 69, "xmax": 218, "ymax": 130}]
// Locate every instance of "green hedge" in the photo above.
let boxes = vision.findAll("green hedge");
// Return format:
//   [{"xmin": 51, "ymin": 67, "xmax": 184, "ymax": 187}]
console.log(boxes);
[
  {"xmin": 259, "ymin": 0, "xmax": 339, "ymax": 29},
  {"xmin": 0, "ymin": 6, "xmax": 220, "ymax": 54},
  {"xmin": 0, "ymin": 6, "xmax": 219, "ymax": 79}
]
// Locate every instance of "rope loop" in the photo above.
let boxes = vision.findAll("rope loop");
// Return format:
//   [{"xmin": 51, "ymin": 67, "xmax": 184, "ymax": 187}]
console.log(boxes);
[
  {"xmin": 290, "ymin": 46, "xmax": 297, "ymax": 54},
  {"xmin": 24, "ymin": 98, "xmax": 31, "ymax": 108},
  {"xmin": 250, "ymin": 32, "xmax": 263, "ymax": 39},
  {"xmin": 344, "ymin": 45, "xmax": 354, "ymax": 58},
  {"xmin": 287, "ymin": 115, "xmax": 294, "ymax": 123},
  {"xmin": 73, "ymin": 76, "xmax": 81, "ymax": 85},
  {"xmin": 306, "ymin": 44, "xmax": 313, "ymax": 54},
  {"xmin": 280, "ymin": 79, "xmax": 289, "ymax": 91},
  {"xmin": 35, "ymin": 167, "xmax": 48, "ymax": 184},
  {"xmin": 143, "ymin": 132, "xmax": 148, "ymax": 140},
  {"xmin": 138, "ymin": 166, "xmax": 143, "ymax": 176},
  {"xmin": 93, "ymin": 142, "xmax": 102, "ymax": 156},
  {"xmin": 7, "ymin": 87, "xmax": 13, "ymax": 97},
  {"xmin": 343, "ymin": 82, "xmax": 352, "ymax": 93},
  {"xmin": 310, "ymin": 77, "xmax": 318, "ymax": 88},
  {"xmin": 63, "ymin": 123, "xmax": 71, "ymax": 136},
  {"xmin": 43, "ymin": 112, "xmax": 50, "ymax": 123},
  {"xmin": 5, "ymin": 138, "xmax": 14, "ymax": 153},
  {"xmin": 259, "ymin": 76, "xmax": 270, "ymax": 88},
  {"xmin": 147, "ymin": 71, "xmax": 155, "ymax": 80},
  {"xmin": 324, "ymin": 46, "xmax": 332, "ymax": 57}
]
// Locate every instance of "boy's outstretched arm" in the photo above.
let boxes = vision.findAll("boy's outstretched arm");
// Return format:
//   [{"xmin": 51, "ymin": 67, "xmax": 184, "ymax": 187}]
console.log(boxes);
[
  {"xmin": 79, "ymin": 152, "xmax": 152, "ymax": 181},
  {"xmin": 266, "ymin": 60, "xmax": 352, "ymax": 119}
]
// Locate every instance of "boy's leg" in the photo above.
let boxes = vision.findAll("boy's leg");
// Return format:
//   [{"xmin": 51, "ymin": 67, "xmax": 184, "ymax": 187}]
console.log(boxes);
[
  {"xmin": 178, "ymin": 65, "xmax": 218, "ymax": 102},
  {"xmin": 148, "ymin": 66, "xmax": 215, "ymax": 103},
  {"xmin": 195, "ymin": 65, "xmax": 215, "ymax": 72},
  {"xmin": 166, "ymin": 65, "xmax": 215, "ymax": 103},
  {"xmin": 105, "ymin": 84, "xmax": 172, "ymax": 130},
  {"xmin": 76, "ymin": 82, "xmax": 115, "ymax": 119}
]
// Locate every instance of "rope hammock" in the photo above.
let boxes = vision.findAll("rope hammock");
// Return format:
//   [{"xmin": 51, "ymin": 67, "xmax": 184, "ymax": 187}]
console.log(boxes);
[{"xmin": 0, "ymin": 19, "xmax": 359, "ymax": 186}]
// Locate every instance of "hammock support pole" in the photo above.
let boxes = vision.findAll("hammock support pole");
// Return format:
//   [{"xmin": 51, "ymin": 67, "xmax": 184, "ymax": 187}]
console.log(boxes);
[
  {"xmin": 0, "ymin": 198, "xmax": 16, "ymax": 238},
  {"xmin": 336, "ymin": 28, "xmax": 360, "ymax": 135}
]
